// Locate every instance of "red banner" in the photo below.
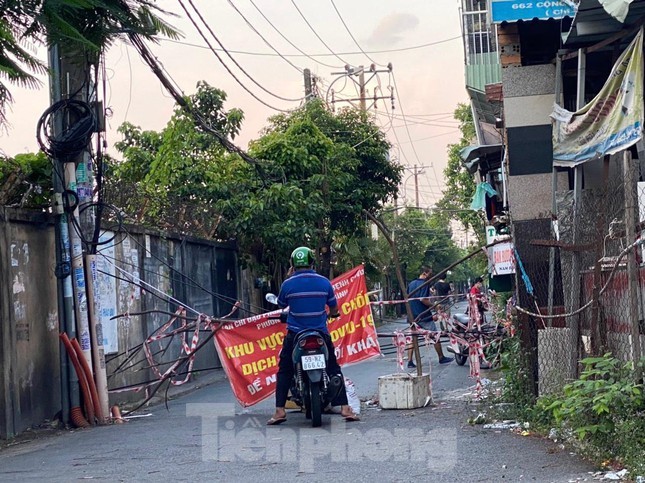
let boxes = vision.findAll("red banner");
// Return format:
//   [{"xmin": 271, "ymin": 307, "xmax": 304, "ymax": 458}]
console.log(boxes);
[{"xmin": 213, "ymin": 265, "xmax": 380, "ymax": 407}]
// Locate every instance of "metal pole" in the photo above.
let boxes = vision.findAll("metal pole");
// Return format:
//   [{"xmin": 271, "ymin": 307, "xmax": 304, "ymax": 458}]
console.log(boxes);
[
  {"xmin": 548, "ymin": 55, "xmax": 563, "ymax": 321},
  {"xmin": 568, "ymin": 48, "xmax": 586, "ymax": 378},
  {"xmin": 547, "ymin": 166, "xmax": 557, "ymax": 322},
  {"xmin": 623, "ymin": 150, "xmax": 643, "ymax": 380}
]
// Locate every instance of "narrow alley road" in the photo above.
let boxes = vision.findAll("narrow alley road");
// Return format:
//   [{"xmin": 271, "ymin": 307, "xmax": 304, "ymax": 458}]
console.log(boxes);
[{"xmin": 0, "ymin": 315, "xmax": 596, "ymax": 482}]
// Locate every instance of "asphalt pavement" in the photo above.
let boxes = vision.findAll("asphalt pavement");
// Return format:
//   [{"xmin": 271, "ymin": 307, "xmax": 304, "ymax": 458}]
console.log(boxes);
[{"xmin": 0, "ymin": 305, "xmax": 598, "ymax": 482}]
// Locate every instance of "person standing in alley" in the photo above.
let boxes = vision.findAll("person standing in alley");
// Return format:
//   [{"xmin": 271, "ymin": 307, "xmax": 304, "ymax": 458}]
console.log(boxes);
[
  {"xmin": 469, "ymin": 276, "xmax": 487, "ymax": 323},
  {"xmin": 433, "ymin": 272, "xmax": 452, "ymax": 329},
  {"xmin": 406, "ymin": 266, "xmax": 453, "ymax": 368}
]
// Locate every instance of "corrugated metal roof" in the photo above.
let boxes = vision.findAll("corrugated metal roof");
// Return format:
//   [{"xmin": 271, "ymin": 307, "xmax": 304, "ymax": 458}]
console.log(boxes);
[{"xmin": 563, "ymin": 0, "xmax": 645, "ymax": 46}]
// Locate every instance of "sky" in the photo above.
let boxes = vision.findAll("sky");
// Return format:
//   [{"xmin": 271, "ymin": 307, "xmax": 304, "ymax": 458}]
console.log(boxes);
[{"xmin": 0, "ymin": 0, "xmax": 468, "ymax": 208}]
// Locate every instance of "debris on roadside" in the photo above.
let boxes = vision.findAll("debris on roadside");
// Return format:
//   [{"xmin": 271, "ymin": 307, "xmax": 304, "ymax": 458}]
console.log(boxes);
[
  {"xmin": 585, "ymin": 468, "xmax": 629, "ymax": 480},
  {"xmin": 482, "ymin": 421, "xmax": 520, "ymax": 430},
  {"xmin": 468, "ymin": 412, "xmax": 488, "ymax": 425}
]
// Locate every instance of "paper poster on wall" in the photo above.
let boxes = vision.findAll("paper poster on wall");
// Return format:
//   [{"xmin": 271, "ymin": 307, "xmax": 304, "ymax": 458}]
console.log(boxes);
[{"xmin": 97, "ymin": 232, "xmax": 118, "ymax": 354}]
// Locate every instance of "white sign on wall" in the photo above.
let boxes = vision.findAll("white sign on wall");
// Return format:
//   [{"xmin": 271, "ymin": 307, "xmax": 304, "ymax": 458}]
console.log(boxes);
[
  {"xmin": 491, "ymin": 242, "xmax": 516, "ymax": 276},
  {"xmin": 97, "ymin": 232, "xmax": 118, "ymax": 354},
  {"xmin": 486, "ymin": 225, "xmax": 516, "ymax": 276}
]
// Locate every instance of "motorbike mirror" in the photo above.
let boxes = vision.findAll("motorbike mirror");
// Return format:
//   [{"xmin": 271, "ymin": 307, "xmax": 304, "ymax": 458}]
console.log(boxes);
[{"xmin": 265, "ymin": 293, "xmax": 279, "ymax": 305}]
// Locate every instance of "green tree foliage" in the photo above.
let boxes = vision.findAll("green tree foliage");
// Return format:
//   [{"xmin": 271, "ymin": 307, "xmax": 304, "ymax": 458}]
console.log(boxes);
[
  {"xmin": 436, "ymin": 103, "xmax": 486, "ymax": 244},
  {"xmin": 0, "ymin": 0, "xmax": 178, "ymax": 125},
  {"xmin": 0, "ymin": 151, "xmax": 52, "ymax": 207},
  {"xmin": 224, "ymin": 99, "xmax": 402, "ymax": 277},
  {"xmin": 108, "ymin": 88, "xmax": 402, "ymax": 281},
  {"xmin": 334, "ymin": 207, "xmax": 467, "ymax": 296},
  {"xmin": 381, "ymin": 208, "xmax": 460, "ymax": 281},
  {"xmin": 106, "ymin": 81, "xmax": 244, "ymax": 237}
]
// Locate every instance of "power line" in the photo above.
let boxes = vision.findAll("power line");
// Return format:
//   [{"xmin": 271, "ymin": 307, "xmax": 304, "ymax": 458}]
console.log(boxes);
[
  {"xmin": 159, "ymin": 35, "xmax": 461, "ymax": 57},
  {"xmin": 127, "ymin": 33, "xmax": 266, "ymax": 175},
  {"xmin": 290, "ymin": 0, "xmax": 351, "ymax": 67},
  {"xmin": 380, "ymin": 112, "xmax": 460, "ymax": 126},
  {"xmin": 391, "ymin": 72, "xmax": 443, "ymax": 199},
  {"xmin": 225, "ymin": 0, "xmax": 304, "ymax": 74},
  {"xmin": 249, "ymin": 0, "xmax": 341, "ymax": 70},
  {"xmin": 329, "ymin": 0, "xmax": 378, "ymax": 66},
  {"xmin": 399, "ymin": 130, "xmax": 460, "ymax": 144},
  {"xmin": 184, "ymin": 0, "xmax": 303, "ymax": 103},
  {"xmin": 178, "ymin": 0, "xmax": 301, "ymax": 111}
]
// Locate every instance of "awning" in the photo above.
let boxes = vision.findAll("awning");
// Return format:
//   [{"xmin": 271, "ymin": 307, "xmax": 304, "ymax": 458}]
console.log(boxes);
[
  {"xmin": 460, "ymin": 144, "xmax": 504, "ymax": 175},
  {"xmin": 563, "ymin": 0, "xmax": 645, "ymax": 46}
]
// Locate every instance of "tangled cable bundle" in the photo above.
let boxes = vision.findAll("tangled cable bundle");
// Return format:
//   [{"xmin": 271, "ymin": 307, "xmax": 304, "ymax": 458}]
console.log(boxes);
[{"xmin": 37, "ymin": 99, "xmax": 96, "ymax": 161}]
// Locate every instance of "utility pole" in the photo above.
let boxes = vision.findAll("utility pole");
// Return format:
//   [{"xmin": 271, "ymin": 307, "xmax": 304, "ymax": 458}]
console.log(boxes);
[
  {"xmin": 358, "ymin": 67, "xmax": 366, "ymax": 111},
  {"xmin": 48, "ymin": 43, "xmax": 109, "ymax": 424},
  {"xmin": 403, "ymin": 165, "xmax": 430, "ymax": 207},
  {"xmin": 328, "ymin": 63, "xmax": 394, "ymax": 112},
  {"xmin": 304, "ymin": 68, "xmax": 313, "ymax": 101},
  {"xmin": 414, "ymin": 164, "xmax": 420, "ymax": 208}
]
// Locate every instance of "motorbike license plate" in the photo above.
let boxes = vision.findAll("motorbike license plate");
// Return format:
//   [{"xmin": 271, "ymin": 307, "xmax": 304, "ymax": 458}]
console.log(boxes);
[{"xmin": 301, "ymin": 354, "xmax": 326, "ymax": 370}]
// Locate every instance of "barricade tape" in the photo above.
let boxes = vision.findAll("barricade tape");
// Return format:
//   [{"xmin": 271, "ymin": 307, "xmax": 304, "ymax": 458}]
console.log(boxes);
[
  {"xmin": 117, "ymin": 301, "xmax": 241, "ymax": 392},
  {"xmin": 389, "ymin": 294, "xmax": 512, "ymax": 399},
  {"xmin": 370, "ymin": 293, "xmax": 466, "ymax": 306}
]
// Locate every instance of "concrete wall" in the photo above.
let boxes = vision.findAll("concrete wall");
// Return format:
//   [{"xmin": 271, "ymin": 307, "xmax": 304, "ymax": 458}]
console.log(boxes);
[
  {"xmin": 0, "ymin": 208, "xmax": 60, "ymax": 438},
  {"xmin": 0, "ymin": 210, "xmax": 241, "ymax": 438}
]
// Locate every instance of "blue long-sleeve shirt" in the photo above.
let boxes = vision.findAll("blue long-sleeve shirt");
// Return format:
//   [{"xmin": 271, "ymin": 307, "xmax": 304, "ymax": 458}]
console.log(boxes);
[{"xmin": 277, "ymin": 269, "xmax": 337, "ymax": 333}]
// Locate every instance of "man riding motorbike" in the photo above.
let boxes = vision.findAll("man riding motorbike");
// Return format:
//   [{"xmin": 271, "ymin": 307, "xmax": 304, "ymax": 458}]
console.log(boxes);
[{"xmin": 267, "ymin": 246, "xmax": 360, "ymax": 425}]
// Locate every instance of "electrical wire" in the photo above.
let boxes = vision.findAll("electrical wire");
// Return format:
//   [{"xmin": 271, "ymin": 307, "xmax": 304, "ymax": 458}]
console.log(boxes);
[
  {"xmin": 391, "ymin": 72, "xmax": 444, "ymax": 199},
  {"xmin": 225, "ymin": 0, "xmax": 303, "ymax": 74},
  {"xmin": 248, "ymin": 0, "xmax": 342, "ymax": 69},
  {"xmin": 36, "ymin": 99, "xmax": 96, "ymax": 162},
  {"xmin": 127, "ymin": 33, "xmax": 267, "ymax": 176},
  {"xmin": 109, "ymin": 224, "xmax": 264, "ymax": 316},
  {"xmin": 399, "ymin": 130, "xmax": 460, "ymax": 144},
  {"xmin": 177, "ymin": 0, "xmax": 298, "ymax": 111},
  {"xmin": 184, "ymin": 0, "xmax": 303, "ymax": 103},
  {"xmin": 329, "ymin": 0, "xmax": 379, "ymax": 67},
  {"xmin": 289, "ymin": 0, "xmax": 351, "ymax": 67},
  {"xmin": 159, "ymin": 33, "xmax": 461, "ymax": 57}
]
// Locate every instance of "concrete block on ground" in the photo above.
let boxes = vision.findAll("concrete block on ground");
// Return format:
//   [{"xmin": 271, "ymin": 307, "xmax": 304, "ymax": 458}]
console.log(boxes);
[{"xmin": 378, "ymin": 373, "xmax": 431, "ymax": 409}]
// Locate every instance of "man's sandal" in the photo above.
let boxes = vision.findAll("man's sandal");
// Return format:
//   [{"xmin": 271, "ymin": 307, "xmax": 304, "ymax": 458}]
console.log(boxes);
[{"xmin": 266, "ymin": 417, "xmax": 287, "ymax": 425}]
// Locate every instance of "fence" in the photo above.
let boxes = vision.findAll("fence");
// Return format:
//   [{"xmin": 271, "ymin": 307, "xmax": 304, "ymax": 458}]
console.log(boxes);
[{"xmin": 512, "ymin": 153, "xmax": 645, "ymax": 397}]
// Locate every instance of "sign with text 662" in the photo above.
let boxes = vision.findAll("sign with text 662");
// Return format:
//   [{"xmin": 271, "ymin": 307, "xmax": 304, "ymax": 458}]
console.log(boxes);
[{"xmin": 490, "ymin": 0, "xmax": 575, "ymax": 23}]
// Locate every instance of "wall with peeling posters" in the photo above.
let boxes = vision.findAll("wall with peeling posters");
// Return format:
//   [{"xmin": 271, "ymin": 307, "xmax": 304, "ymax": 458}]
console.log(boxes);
[{"xmin": 0, "ymin": 208, "xmax": 239, "ymax": 438}]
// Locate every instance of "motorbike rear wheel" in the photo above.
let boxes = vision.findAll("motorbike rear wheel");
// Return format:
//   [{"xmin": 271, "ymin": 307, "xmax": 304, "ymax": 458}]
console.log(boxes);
[
  {"xmin": 309, "ymin": 382, "xmax": 322, "ymax": 427},
  {"xmin": 304, "ymin": 384, "xmax": 312, "ymax": 420}
]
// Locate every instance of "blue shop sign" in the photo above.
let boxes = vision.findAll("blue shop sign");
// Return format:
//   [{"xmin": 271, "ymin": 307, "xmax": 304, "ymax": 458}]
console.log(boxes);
[{"xmin": 490, "ymin": 0, "xmax": 575, "ymax": 23}]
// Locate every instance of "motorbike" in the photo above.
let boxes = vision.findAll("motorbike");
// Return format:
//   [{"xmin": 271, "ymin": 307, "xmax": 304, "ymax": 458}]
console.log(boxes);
[
  {"xmin": 266, "ymin": 293, "xmax": 344, "ymax": 427},
  {"xmin": 447, "ymin": 313, "xmax": 470, "ymax": 366},
  {"xmin": 447, "ymin": 312, "xmax": 507, "ymax": 367}
]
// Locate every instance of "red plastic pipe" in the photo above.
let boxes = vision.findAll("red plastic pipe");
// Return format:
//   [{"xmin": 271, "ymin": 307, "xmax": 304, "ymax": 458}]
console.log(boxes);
[
  {"xmin": 71, "ymin": 338, "xmax": 104, "ymax": 423},
  {"xmin": 59, "ymin": 333, "xmax": 95, "ymax": 425}
]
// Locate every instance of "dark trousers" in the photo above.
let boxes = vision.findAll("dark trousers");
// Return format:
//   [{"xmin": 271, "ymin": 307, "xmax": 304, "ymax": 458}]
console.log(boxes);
[{"xmin": 275, "ymin": 330, "xmax": 348, "ymax": 407}]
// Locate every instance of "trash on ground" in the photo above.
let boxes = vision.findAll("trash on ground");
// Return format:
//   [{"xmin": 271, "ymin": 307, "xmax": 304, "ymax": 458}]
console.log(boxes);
[{"xmin": 482, "ymin": 420, "xmax": 520, "ymax": 430}]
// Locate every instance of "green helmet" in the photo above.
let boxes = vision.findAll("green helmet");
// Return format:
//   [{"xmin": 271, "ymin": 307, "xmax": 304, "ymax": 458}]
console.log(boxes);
[{"xmin": 291, "ymin": 246, "xmax": 315, "ymax": 268}]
